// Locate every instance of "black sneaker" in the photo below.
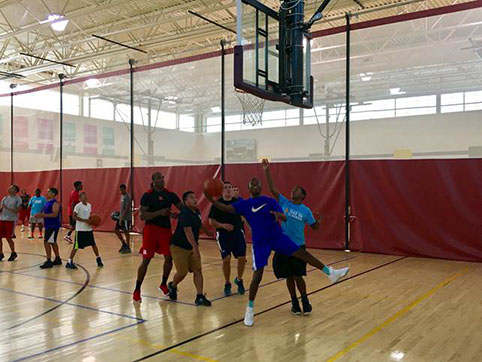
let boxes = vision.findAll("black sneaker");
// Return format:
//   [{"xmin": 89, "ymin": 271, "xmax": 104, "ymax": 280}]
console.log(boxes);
[
  {"xmin": 301, "ymin": 297, "xmax": 312, "ymax": 315},
  {"xmin": 120, "ymin": 245, "xmax": 131, "ymax": 254},
  {"xmin": 65, "ymin": 261, "xmax": 78, "ymax": 270},
  {"xmin": 52, "ymin": 257, "xmax": 62, "ymax": 266},
  {"xmin": 234, "ymin": 277, "xmax": 245, "ymax": 295},
  {"xmin": 0, "ymin": 253, "xmax": 4, "ymax": 261},
  {"xmin": 96, "ymin": 257, "xmax": 104, "ymax": 267},
  {"xmin": 291, "ymin": 299, "xmax": 302, "ymax": 315},
  {"xmin": 40, "ymin": 260, "xmax": 53, "ymax": 269},
  {"xmin": 195, "ymin": 294, "xmax": 212, "ymax": 307},
  {"xmin": 8, "ymin": 252, "xmax": 18, "ymax": 262},
  {"xmin": 224, "ymin": 283, "xmax": 232, "ymax": 296},
  {"xmin": 118, "ymin": 246, "xmax": 124, "ymax": 253},
  {"xmin": 168, "ymin": 282, "xmax": 177, "ymax": 301}
]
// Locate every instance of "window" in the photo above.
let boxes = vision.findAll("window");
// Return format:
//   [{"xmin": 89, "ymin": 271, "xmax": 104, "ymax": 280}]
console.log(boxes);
[
  {"xmin": 13, "ymin": 116, "xmax": 29, "ymax": 150},
  {"xmin": 64, "ymin": 122, "xmax": 76, "ymax": 154},
  {"xmin": 395, "ymin": 95, "xmax": 436, "ymax": 117},
  {"xmin": 37, "ymin": 118, "xmax": 54, "ymax": 153},
  {"xmin": 179, "ymin": 114, "xmax": 195, "ymax": 132},
  {"xmin": 84, "ymin": 125, "xmax": 97, "ymax": 154},
  {"xmin": 102, "ymin": 127, "xmax": 115, "ymax": 155},
  {"xmin": 90, "ymin": 98, "xmax": 114, "ymax": 121}
]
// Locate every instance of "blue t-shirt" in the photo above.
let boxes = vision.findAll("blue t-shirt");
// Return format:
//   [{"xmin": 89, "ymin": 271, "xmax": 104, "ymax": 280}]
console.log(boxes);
[
  {"xmin": 278, "ymin": 194, "xmax": 316, "ymax": 246},
  {"xmin": 232, "ymin": 196, "xmax": 283, "ymax": 242},
  {"xmin": 29, "ymin": 196, "xmax": 47, "ymax": 215},
  {"xmin": 43, "ymin": 199, "xmax": 61, "ymax": 229}
]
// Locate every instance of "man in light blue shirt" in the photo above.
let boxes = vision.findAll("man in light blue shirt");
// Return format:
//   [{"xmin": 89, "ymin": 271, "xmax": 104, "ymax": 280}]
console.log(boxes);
[
  {"xmin": 263, "ymin": 159, "xmax": 322, "ymax": 316},
  {"xmin": 28, "ymin": 189, "xmax": 47, "ymax": 239}
]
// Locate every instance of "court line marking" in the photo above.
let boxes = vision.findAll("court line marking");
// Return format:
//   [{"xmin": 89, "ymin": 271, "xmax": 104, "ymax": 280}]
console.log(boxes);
[
  {"xmin": 5, "ymin": 253, "xmax": 91, "ymax": 330},
  {"xmin": 11, "ymin": 321, "xmax": 144, "ymax": 362},
  {"xmin": 133, "ymin": 256, "xmax": 407, "ymax": 361},
  {"xmin": 0, "ymin": 287, "xmax": 145, "ymax": 321},
  {"xmin": 324, "ymin": 266, "xmax": 470, "ymax": 362}
]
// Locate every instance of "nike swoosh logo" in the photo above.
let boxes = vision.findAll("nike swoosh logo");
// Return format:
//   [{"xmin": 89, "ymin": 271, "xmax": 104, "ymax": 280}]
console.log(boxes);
[{"xmin": 251, "ymin": 204, "xmax": 267, "ymax": 213}]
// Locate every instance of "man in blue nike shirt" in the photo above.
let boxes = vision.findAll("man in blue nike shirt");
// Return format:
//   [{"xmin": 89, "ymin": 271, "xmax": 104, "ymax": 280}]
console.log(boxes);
[{"xmin": 204, "ymin": 175, "xmax": 349, "ymax": 327}]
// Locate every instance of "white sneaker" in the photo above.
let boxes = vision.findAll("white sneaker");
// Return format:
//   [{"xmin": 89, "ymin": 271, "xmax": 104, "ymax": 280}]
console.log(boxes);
[
  {"xmin": 64, "ymin": 235, "xmax": 73, "ymax": 244},
  {"xmin": 328, "ymin": 266, "xmax": 349, "ymax": 284},
  {"xmin": 244, "ymin": 306, "xmax": 254, "ymax": 327},
  {"xmin": 20, "ymin": 226, "xmax": 25, "ymax": 232}
]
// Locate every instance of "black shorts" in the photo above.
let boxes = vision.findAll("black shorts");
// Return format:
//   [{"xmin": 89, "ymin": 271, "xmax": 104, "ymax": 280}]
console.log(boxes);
[
  {"xmin": 273, "ymin": 245, "xmax": 307, "ymax": 279},
  {"xmin": 116, "ymin": 219, "xmax": 132, "ymax": 231},
  {"xmin": 216, "ymin": 229, "xmax": 246, "ymax": 259},
  {"xmin": 74, "ymin": 231, "xmax": 96, "ymax": 249},
  {"xmin": 69, "ymin": 216, "xmax": 76, "ymax": 228},
  {"xmin": 44, "ymin": 228, "xmax": 59, "ymax": 244}
]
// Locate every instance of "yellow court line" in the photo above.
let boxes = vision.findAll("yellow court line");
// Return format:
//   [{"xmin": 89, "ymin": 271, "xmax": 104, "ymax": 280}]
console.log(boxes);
[
  {"xmin": 117, "ymin": 335, "xmax": 219, "ymax": 362},
  {"xmin": 325, "ymin": 267, "xmax": 470, "ymax": 362}
]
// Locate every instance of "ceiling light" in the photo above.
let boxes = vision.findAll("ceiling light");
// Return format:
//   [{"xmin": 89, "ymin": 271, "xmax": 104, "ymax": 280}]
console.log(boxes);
[
  {"xmin": 48, "ymin": 14, "xmax": 69, "ymax": 32},
  {"xmin": 84, "ymin": 78, "xmax": 101, "ymax": 89},
  {"xmin": 390, "ymin": 88, "xmax": 406, "ymax": 95},
  {"xmin": 211, "ymin": 106, "xmax": 221, "ymax": 112},
  {"xmin": 360, "ymin": 72, "xmax": 372, "ymax": 82},
  {"xmin": 390, "ymin": 351, "xmax": 405, "ymax": 361}
]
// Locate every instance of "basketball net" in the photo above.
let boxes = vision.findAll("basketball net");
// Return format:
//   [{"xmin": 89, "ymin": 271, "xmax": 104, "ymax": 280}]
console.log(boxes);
[{"xmin": 235, "ymin": 89, "xmax": 265, "ymax": 127}]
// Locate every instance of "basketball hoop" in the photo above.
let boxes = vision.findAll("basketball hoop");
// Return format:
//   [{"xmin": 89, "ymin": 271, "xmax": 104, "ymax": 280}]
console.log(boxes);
[{"xmin": 235, "ymin": 89, "xmax": 265, "ymax": 127}]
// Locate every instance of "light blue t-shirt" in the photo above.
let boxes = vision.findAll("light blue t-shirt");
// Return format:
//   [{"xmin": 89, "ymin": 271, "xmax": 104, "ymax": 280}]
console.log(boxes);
[
  {"xmin": 278, "ymin": 194, "xmax": 316, "ymax": 246},
  {"xmin": 29, "ymin": 196, "xmax": 47, "ymax": 215}
]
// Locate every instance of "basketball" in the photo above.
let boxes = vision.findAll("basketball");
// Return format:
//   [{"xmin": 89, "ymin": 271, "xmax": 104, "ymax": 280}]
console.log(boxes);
[
  {"xmin": 203, "ymin": 178, "xmax": 224, "ymax": 197},
  {"xmin": 89, "ymin": 214, "xmax": 102, "ymax": 227}
]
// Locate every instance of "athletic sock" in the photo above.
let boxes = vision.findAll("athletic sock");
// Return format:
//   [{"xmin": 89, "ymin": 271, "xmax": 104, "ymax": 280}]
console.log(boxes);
[
  {"xmin": 322, "ymin": 265, "xmax": 331, "ymax": 275},
  {"xmin": 135, "ymin": 280, "xmax": 142, "ymax": 291},
  {"xmin": 161, "ymin": 275, "xmax": 168, "ymax": 285},
  {"xmin": 68, "ymin": 259, "xmax": 73, "ymax": 264},
  {"xmin": 248, "ymin": 300, "xmax": 254, "ymax": 308}
]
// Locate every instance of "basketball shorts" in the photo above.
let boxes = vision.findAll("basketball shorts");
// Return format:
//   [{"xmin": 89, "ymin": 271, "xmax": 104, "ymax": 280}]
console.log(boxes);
[
  {"xmin": 115, "ymin": 219, "xmax": 132, "ymax": 232},
  {"xmin": 273, "ymin": 245, "xmax": 307, "ymax": 278},
  {"xmin": 30, "ymin": 215, "xmax": 44, "ymax": 224},
  {"xmin": 18, "ymin": 209, "xmax": 30, "ymax": 222},
  {"xmin": 140, "ymin": 224, "xmax": 172, "ymax": 258},
  {"xmin": 170, "ymin": 245, "xmax": 202, "ymax": 275},
  {"xmin": 252, "ymin": 233, "xmax": 300, "ymax": 271},
  {"xmin": 44, "ymin": 228, "xmax": 60, "ymax": 244},
  {"xmin": 74, "ymin": 231, "xmax": 96, "ymax": 249},
  {"xmin": 216, "ymin": 229, "xmax": 246, "ymax": 259},
  {"xmin": 0, "ymin": 220, "xmax": 15, "ymax": 238}
]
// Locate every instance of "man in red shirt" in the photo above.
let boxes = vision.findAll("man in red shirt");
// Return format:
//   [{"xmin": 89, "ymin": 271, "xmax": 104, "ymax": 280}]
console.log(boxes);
[
  {"xmin": 64, "ymin": 181, "xmax": 82, "ymax": 244},
  {"xmin": 133, "ymin": 172, "xmax": 183, "ymax": 303}
]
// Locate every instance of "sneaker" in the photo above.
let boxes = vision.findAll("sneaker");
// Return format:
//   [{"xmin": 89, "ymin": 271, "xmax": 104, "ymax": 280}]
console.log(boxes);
[
  {"xmin": 65, "ymin": 261, "xmax": 77, "ymax": 270},
  {"xmin": 291, "ymin": 299, "xmax": 302, "ymax": 315},
  {"xmin": 38, "ymin": 234, "xmax": 43, "ymax": 239},
  {"xmin": 301, "ymin": 297, "xmax": 312, "ymax": 315},
  {"xmin": 120, "ymin": 244, "xmax": 131, "ymax": 254},
  {"xmin": 52, "ymin": 257, "xmax": 62, "ymax": 266},
  {"xmin": 96, "ymin": 257, "xmax": 104, "ymax": 267},
  {"xmin": 12, "ymin": 234, "xmax": 16, "ymax": 239},
  {"xmin": 244, "ymin": 306, "xmax": 254, "ymax": 327},
  {"xmin": 195, "ymin": 294, "xmax": 212, "ymax": 306},
  {"xmin": 118, "ymin": 246, "xmax": 124, "ymax": 253},
  {"xmin": 159, "ymin": 284, "xmax": 169, "ymax": 296},
  {"xmin": 133, "ymin": 289, "xmax": 142, "ymax": 303},
  {"xmin": 8, "ymin": 252, "xmax": 17, "ymax": 262},
  {"xmin": 64, "ymin": 235, "xmax": 73, "ymax": 244},
  {"xmin": 234, "ymin": 277, "xmax": 245, "ymax": 295},
  {"xmin": 328, "ymin": 266, "xmax": 350, "ymax": 284},
  {"xmin": 28, "ymin": 234, "xmax": 34, "ymax": 239},
  {"xmin": 167, "ymin": 282, "xmax": 177, "ymax": 301},
  {"xmin": 21, "ymin": 226, "xmax": 25, "ymax": 232},
  {"xmin": 0, "ymin": 253, "xmax": 4, "ymax": 261},
  {"xmin": 40, "ymin": 260, "xmax": 53, "ymax": 269},
  {"xmin": 224, "ymin": 283, "xmax": 232, "ymax": 296}
]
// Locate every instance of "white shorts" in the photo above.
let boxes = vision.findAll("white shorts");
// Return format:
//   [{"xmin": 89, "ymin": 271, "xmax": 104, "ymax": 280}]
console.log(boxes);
[{"xmin": 30, "ymin": 216, "xmax": 44, "ymax": 224}]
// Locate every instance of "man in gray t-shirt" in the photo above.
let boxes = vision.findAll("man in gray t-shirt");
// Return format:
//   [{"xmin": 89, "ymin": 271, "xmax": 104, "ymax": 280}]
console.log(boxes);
[
  {"xmin": 0, "ymin": 184, "xmax": 21, "ymax": 261},
  {"xmin": 114, "ymin": 184, "xmax": 132, "ymax": 254}
]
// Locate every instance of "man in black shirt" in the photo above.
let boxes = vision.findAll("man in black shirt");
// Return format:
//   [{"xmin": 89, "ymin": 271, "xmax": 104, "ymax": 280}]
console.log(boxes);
[
  {"xmin": 168, "ymin": 191, "xmax": 213, "ymax": 306},
  {"xmin": 133, "ymin": 172, "xmax": 184, "ymax": 303},
  {"xmin": 208, "ymin": 181, "xmax": 246, "ymax": 296}
]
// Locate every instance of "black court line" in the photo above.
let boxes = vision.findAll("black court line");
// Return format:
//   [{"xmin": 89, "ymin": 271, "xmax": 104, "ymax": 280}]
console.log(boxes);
[
  {"xmin": 210, "ymin": 255, "xmax": 357, "ymax": 302},
  {"xmin": 6, "ymin": 253, "xmax": 91, "ymax": 330},
  {"xmin": 133, "ymin": 256, "xmax": 408, "ymax": 362}
]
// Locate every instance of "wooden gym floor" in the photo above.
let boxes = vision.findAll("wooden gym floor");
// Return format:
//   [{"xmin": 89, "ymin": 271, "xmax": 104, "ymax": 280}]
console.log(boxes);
[{"xmin": 1, "ymin": 227, "xmax": 481, "ymax": 362}]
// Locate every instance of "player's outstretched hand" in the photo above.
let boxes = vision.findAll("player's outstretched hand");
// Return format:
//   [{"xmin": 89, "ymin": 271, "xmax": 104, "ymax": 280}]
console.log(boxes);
[{"xmin": 261, "ymin": 158, "xmax": 270, "ymax": 170}]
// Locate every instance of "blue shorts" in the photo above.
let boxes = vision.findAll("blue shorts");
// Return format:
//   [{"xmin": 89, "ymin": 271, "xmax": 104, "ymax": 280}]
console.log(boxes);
[
  {"xmin": 252, "ymin": 233, "xmax": 300, "ymax": 271},
  {"xmin": 216, "ymin": 229, "xmax": 246, "ymax": 259}
]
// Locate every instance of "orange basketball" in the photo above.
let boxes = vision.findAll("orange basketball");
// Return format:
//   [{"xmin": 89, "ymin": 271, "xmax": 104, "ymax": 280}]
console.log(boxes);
[
  {"xmin": 203, "ymin": 178, "xmax": 224, "ymax": 197},
  {"xmin": 88, "ymin": 214, "xmax": 102, "ymax": 227}
]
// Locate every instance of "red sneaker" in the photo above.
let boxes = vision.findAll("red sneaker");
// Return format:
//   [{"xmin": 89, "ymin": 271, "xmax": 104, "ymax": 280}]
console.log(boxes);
[
  {"xmin": 133, "ymin": 289, "xmax": 142, "ymax": 303},
  {"xmin": 159, "ymin": 284, "xmax": 169, "ymax": 296}
]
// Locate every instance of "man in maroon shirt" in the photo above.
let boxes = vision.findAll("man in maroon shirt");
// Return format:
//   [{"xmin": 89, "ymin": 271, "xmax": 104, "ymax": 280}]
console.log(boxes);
[
  {"xmin": 64, "ymin": 181, "xmax": 82, "ymax": 244},
  {"xmin": 133, "ymin": 172, "xmax": 184, "ymax": 303}
]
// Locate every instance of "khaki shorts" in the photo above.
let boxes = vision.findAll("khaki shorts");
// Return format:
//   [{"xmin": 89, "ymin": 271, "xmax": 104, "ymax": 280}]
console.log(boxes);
[{"xmin": 170, "ymin": 245, "xmax": 202, "ymax": 275}]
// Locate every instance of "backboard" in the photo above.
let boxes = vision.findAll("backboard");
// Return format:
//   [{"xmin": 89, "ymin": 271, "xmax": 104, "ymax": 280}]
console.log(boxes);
[{"xmin": 234, "ymin": 0, "xmax": 314, "ymax": 108}]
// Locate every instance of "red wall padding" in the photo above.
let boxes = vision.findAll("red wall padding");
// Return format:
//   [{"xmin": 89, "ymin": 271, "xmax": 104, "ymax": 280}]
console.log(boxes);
[{"xmin": 2, "ymin": 159, "xmax": 481, "ymax": 262}]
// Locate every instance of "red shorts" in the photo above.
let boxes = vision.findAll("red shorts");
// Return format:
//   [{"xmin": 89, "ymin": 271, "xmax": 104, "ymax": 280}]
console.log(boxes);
[
  {"xmin": 18, "ymin": 209, "xmax": 30, "ymax": 223},
  {"xmin": 139, "ymin": 224, "xmax": 172, "ymax": 258},
  {"xmin": 0, "ymin": 220, "xmax": 15, "ymax": 238}
]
